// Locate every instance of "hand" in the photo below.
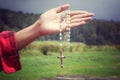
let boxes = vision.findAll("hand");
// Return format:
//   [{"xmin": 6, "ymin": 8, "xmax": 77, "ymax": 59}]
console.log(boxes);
[
  {"xmin": 16, "ymin": 4, "xmax": 94, "ymax": 50},
  {"xmin": 36, "ymin": 4, "xmax": 94, "ymax": 36}
]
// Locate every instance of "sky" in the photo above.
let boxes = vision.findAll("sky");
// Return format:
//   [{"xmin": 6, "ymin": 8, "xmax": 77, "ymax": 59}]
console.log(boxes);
[{"xmin": 0, "ymin": 0, "xmax": 120, "ymax": 21}]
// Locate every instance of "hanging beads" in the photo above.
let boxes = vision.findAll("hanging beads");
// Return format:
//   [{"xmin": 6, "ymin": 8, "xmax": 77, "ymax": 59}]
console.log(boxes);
[
  {"xmin": 66, "ymin": 10, "xmax": 71, "ymax": 49},
  {"xmin": 57, "ymin": 10, "xmax": 71, "ymax": 68}
]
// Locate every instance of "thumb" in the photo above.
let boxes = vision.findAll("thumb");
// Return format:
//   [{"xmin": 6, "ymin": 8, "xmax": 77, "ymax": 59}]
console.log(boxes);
[{"xmin": 54, "ymin": 4, "xmax": 70, "ymax": 13}]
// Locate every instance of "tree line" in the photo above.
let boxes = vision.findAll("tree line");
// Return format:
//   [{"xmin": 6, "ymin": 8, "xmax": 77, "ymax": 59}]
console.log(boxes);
[{"xmin": 0, "ymin": 8, "xmax": 120, "ymax": 45}]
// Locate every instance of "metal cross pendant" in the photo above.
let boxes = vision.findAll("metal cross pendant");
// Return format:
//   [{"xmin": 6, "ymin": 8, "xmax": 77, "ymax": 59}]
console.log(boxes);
[{"xmin": 57, "ymin": 50, "xmax": 65, "ymax": 68}]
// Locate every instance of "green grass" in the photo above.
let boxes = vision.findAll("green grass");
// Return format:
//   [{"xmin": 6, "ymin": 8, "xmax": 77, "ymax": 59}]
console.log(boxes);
[{"xmin": 0, "ymin": 41, "xmax": 120, "ymax": 80}]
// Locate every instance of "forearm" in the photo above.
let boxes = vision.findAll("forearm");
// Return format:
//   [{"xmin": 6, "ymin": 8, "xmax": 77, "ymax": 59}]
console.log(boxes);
[{"xmin": 15, "ymin": 20, "xmax": 41, "ymax": 50}]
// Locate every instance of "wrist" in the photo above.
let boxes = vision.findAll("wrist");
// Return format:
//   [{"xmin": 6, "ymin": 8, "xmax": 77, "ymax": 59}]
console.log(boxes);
[{"xmin": 33, "ymin": 19, "xmax": 44, "ymax": 37}]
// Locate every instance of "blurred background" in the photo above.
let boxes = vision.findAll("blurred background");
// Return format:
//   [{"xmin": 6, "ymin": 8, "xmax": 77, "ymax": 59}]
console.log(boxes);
[{"xmin": 0, "ymin": 0, "xmax": 120, "ymax": 80}]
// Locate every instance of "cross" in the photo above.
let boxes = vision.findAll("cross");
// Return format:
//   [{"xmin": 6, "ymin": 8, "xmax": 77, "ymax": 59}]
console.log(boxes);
[{"xmin": 57, "ymin": 50, "xmax": 65, "ymax": 68}]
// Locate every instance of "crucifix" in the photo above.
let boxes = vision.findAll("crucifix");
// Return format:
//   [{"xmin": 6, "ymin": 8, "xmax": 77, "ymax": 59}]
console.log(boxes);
[{"xmin": 57, "ymin": 10, "xmax": 71, "ymax": 68}]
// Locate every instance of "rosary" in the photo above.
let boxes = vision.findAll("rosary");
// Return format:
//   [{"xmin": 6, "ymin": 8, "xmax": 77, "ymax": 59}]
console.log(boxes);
[{"xmin": 57, "ymin": 10, "xmax": 71, "ymax": 68}]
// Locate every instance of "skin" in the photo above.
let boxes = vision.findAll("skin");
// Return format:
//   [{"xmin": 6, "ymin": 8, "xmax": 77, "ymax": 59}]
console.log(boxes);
[{"xmin": 15, "ymin": 4, "xmax": 94, "ymax": 50}]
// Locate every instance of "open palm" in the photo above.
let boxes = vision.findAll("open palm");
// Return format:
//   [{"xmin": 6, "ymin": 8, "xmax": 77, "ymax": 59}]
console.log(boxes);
[{"xmin": 38, "ymin": 4, "xmax": 94, "ymax": 36}]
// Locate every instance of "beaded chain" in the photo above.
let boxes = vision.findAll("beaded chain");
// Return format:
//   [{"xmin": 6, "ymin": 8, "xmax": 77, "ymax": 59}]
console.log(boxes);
[{"xmin": 57, "ymin": 10, "xmax": 71, "ymax": 68}]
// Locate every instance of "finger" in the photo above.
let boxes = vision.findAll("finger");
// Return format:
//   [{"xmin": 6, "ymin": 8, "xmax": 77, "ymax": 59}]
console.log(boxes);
[
  {"xmin": 71, "ymin": 17, "xmax": 93, "ymax": 23},
  {"xmin": 70, "ymin": 10, "xmax": 88, "ymax": 16},
  {"xmin": 70, "ymin": 21, "xmax": 86, "ymax": 28},
  {"xmin": 54, "ymin": 4, "xmax": 70, "ymax": 13},
  {"xmin": 71, "ymin": 13, "xmax": 94, "ymax": 20}
]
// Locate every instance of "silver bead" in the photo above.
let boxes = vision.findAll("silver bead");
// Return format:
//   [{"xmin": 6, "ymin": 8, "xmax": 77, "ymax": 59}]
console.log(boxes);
[
  {"xmin": 59, "ymin": 33, "xmax": 62, "ymax": 36},
  {"xmin": 60, "ymin": 43, "xmax": 63, "ymax": 47},
  {"xmin": 59, "ymin": 37, "xmax": 62, "ymax": 40},
  {"xmin": 69, "ymin": 31, "xmax": 71, "ymax": 34},
  {"xmin": 66, "ymin": 28, "xmax": 70, "ymax": 31},
  {"xmin": 67, "ymin": 39, "xmax": 70, "ymax": 42}
]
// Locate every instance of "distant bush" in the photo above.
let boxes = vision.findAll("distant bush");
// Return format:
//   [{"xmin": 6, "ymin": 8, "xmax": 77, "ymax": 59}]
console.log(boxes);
[
  {"xmin": 41, "ymin": 45, "xmax": 48, "ymax": 55},
  {"xmin": 115, "ymin": 45, "xmax": 120, "ymax": 51},
  {"xmin": 83, "ymin": 45, "xmax": 118, "ymax": 51},
  {"xmin": 21, "ymin": 41, "xmax": 119, "ymax": 56}
]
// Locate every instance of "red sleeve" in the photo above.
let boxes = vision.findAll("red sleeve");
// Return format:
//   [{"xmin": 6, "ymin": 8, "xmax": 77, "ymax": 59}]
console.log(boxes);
[{"xmin": 0, "ymin": 31, "xmax": 21, "ymax": 74}]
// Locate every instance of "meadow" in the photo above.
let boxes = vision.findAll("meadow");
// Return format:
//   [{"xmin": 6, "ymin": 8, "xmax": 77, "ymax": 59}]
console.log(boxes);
[{"xmin": 0, "ymin": 41, "xmax": 120, "ymax": 80}]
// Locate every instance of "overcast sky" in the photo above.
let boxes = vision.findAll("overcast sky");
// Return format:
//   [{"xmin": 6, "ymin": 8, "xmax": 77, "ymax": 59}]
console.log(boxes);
[{"xmin": 0, "ymin": 0, "xmax": 120, "ymax": 21}]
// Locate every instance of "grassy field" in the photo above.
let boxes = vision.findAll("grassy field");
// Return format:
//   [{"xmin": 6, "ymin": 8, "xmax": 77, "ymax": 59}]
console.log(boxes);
[{"xmin": 0, "ymin": 41, "xmax": 120, "ymax": 80}]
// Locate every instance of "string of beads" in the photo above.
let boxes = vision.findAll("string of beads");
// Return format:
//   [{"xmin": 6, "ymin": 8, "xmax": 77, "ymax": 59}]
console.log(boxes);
[{"xmin": 57, "ymin": 10, "xmax": 71, "ymax": 68}]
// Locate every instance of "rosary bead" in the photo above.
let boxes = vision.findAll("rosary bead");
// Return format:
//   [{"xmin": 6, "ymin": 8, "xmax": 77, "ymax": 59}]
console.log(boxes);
[
  {"xmin": 67, "ymin": 39, "xmax": 70, "ymax": 42},
  {"xmin": 60, "ymin": 43, "xmax": 63, "ymax": 47},
  {"xmin": 59, "ymin": 33, "xmax": 62, "ymax": 36},
  {"xmin": 69, "ymin": 31, "xmax": 71, "ymax": 34},
  {"xmin": 66, "ymin": 28, "xmax": 70, "ymax": 31},
  {"xmin": 59, "ymin": 37, "xmax": 62, "ymax": 40}
]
